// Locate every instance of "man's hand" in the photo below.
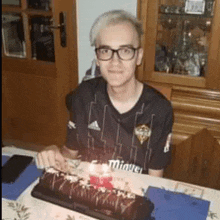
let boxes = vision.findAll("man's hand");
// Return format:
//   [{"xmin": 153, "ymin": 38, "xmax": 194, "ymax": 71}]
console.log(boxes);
[
  {"xmin": 37, "ymin": 145, "xmax": 68, "ymax": 171},
  {"xmin": 148, "ymin": 169, "xmax": 164, "ymax": 177}
]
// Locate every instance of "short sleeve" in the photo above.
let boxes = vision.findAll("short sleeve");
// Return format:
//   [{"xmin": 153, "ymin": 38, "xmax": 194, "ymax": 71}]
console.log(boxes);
[
  {"xmin": 65, "ymin": 90, "xmax": 81, "ymax": 150},
  {"xmin": 65, "ymin": 120, "xmax": 80, "ymax": 150},
  {"xmin": 148, "ymin": 107, "xmax": 173, "ymax": 170}
]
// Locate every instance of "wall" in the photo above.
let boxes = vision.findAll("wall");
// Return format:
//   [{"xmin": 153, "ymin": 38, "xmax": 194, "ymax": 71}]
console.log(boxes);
[{"xmin": 77, "ymin": 0, "xmax": 137, "ymax": 83}]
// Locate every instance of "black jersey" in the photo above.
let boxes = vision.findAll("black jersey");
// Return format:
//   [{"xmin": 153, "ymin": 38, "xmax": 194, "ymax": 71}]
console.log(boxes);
[{"xmin": 66, "ymin": 77, "xmax": 173, "ymax": 174}]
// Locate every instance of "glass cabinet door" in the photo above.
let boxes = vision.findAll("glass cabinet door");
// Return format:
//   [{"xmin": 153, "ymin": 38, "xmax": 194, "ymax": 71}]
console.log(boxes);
[
  {"xmin": 2, "ymin": 0, "xmax": 55, "ymax": 62},
  {"xmin": 30, "ymin": 16, "xmax": 55, "ymax": 61},
  {"xmin": 155, "ymin": 0, "xmax": 214, "ymax": 77},
  {"xmin": 2, "ymin": 13, "xmax": 26, "ymax": 58},
  {"xmin": 28, "ymin": 0, "xmax": 51, "ymax": 11},
  {"xmin": 138, "ymin": 0, "xmax": 220, "ymax": 89},
  {"xmin": 2, "ymin": 0, "xmax": 20, "ymax": 6}
]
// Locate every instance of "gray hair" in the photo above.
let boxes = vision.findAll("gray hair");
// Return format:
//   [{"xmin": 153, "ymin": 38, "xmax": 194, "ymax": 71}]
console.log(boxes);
[{"xmin": 90, "ymin": 10, "xmax": 143, "ymax": 47}]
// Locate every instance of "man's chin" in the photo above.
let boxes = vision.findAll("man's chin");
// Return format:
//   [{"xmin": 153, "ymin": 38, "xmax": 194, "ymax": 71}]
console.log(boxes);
[
  {"xmin": 104, "ymin": 75, "xmax": 136, "ymax": 88},
  {"xmin": 105, "ymin": 78, "xmax": 124, "ymax": 87},
  {"xmin": 108, "ymin": 81, "xmax": 130, "ymax": 89}
]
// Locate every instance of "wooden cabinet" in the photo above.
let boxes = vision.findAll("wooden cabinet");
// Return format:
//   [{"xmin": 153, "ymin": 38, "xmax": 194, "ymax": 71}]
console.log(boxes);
[
  {"xmin": 137, "ymin": 0, "xmax": 220, "ymax": 90},
  {"xmin": 2, "ymin": 0, "xmax": 78, "ymax": 148},
  {"xmin": 137, "ymin": 0, "xmax": 220, "ymax": 189}
]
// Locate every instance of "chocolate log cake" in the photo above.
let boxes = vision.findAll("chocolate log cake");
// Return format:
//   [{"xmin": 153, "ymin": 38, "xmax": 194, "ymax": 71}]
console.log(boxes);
[{"xmin": 32, "ymin": 167, "xmax": 154, "ymax": 220}]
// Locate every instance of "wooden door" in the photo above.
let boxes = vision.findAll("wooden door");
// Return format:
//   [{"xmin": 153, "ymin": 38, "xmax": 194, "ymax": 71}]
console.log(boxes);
[{"xmin": 2, "ymin": 0, "xmax": 78, "ymax": 149}]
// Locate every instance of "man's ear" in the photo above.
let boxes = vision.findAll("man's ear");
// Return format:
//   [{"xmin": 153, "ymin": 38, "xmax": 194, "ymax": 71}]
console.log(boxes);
[{"xmin": 136, "ymin": 48, "xmax": 144, "ymax": 66}]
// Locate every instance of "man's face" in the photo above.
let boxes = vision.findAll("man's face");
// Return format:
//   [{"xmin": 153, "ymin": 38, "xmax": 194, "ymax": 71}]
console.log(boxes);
[{"xmin": 95, "ymin": 22, "xmax": 143, "ymax": 88}]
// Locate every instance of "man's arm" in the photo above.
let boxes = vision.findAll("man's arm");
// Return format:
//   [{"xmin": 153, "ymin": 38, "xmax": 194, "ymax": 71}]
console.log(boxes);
[
  {"xmin": 148, "ymin": 168, "xmax": 164, "ymax": 177},
  {"xmin": 61, "ymin": 145, "xmax": 78, "ymax": 159},
  {"xmin": 147, "ymin": 103, "xmax": 173, "ymax": 178}
]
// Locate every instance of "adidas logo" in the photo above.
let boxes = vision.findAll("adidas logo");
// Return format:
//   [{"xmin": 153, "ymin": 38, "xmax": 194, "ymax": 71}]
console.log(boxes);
[
  {"xmin": 88, "ymin": 121, "xmax": 101, "ymax": 131},
  {"xmin": 68, "ymin": 121, "xmax": 76, "ymax": 129}
]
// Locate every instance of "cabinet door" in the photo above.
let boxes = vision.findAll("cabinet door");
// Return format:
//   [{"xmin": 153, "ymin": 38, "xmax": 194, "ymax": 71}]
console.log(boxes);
[
  {"xmin": 137, "ymin": 0, "xmax": 220, "ymax": 90},
  {"xmin": 2, "ymin": 0, "xmax": 78, "ymax": 147}
]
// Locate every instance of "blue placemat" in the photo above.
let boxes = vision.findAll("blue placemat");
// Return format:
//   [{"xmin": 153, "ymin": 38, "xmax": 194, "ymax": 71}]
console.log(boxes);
[
  {"xmin": 2, "ymin": 155, "xmax": 43, "ymax": 200},
  {"xmin": 145, "ymin": 186, "xmax": 210, "ymax": 220}
]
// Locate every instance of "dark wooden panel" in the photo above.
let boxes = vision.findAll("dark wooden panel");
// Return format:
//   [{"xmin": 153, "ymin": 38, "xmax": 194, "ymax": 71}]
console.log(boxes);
[
  {"xmin": 171, "ymin": 86, "xmax": 220, "ymax": 144},
  {"xmin": 2, "ymin": 70, "xmax": 68, "ymax": 146},
  {"xmin": 162, "ymin": 86, "xmax": 220, "ymax": 189},
  {"xmin": 2, "ymin": 71, "xmax": 58, "ymax": 120},
  {"xmin": 165, "ymin": 135, "xmax": 192, "ymax": 183},
  {"xmin": 2, "ymin": 58, "xmax": 57, "ymax": 78},
  {"xmin": 165, "ymin": 129, "xmax": 220, "ymax": 190},
  {"xmin": 4, "ymin": 117, "xmax": 61, "ymax": 146}
]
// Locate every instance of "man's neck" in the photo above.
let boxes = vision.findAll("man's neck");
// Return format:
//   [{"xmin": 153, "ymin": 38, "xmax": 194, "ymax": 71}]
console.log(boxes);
[{"xmin": 107, "ymin": 79, "xmax": 143, "ymax": 114}]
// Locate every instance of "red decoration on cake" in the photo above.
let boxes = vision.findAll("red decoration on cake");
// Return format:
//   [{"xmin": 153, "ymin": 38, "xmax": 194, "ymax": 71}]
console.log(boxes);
[{"xmin": 90, "ymin": 176, "xmax": 113, "ymax": 190}]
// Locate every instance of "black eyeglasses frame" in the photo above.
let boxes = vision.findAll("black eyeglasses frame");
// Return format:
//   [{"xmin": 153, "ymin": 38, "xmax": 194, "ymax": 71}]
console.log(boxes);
[{"xmin": 95, "ymin": 47, "xmax": 140, "ymax": 61}]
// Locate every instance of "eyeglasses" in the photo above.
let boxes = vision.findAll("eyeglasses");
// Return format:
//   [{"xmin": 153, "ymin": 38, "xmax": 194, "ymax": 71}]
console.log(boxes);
[{"xmin": 95, "ymin": 47, "xmax": 140, "ymax": 61}]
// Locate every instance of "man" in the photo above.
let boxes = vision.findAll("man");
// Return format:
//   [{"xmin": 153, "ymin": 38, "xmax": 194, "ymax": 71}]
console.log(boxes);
[{"xmin": 37, "ymin": 10, "xmax": 173, "ymax": 177}]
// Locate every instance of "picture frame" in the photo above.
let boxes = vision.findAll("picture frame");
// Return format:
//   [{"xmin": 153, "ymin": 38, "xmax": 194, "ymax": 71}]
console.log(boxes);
[{"xmin": 185, "ymin": 0, "xmax": 206, "ymax": 14}]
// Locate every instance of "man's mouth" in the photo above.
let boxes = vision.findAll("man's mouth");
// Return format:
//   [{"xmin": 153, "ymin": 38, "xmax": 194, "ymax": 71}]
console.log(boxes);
[{"xmin": 108, "ymin": 70, "xmax": 123, "ymax": 74}]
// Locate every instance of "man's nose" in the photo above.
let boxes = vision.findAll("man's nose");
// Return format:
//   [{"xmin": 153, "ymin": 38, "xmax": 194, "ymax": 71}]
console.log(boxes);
[{"xmin": 111, "ymin": 51, "xmax": 121, "ymax": 63}]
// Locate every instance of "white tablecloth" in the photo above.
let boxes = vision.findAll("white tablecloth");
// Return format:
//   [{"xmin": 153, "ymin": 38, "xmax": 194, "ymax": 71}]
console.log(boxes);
[{"xmin": 2, "ymin": 146, "xmax": 220, "ymax": 220}]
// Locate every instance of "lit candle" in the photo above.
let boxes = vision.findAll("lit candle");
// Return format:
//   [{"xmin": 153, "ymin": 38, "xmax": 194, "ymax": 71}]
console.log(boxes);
[{"xmin": 89, "ymin": 161, "xmax": 113, "ymax": 190}]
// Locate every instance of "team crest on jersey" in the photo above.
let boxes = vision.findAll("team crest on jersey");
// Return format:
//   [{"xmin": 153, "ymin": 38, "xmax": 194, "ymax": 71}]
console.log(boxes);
[{"xmin": 134, "ymin": 124, "xmax": 152, "ymax": 145}]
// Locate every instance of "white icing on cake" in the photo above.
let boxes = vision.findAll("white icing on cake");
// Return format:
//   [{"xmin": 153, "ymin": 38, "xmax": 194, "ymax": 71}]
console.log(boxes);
[
  {"xmin": 64, "ymin": 175, "xmax": 79, "ymax": 182},
  {"xmin": 45, "ymin": 167, "xmax": 59, "ymax": 174}
]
